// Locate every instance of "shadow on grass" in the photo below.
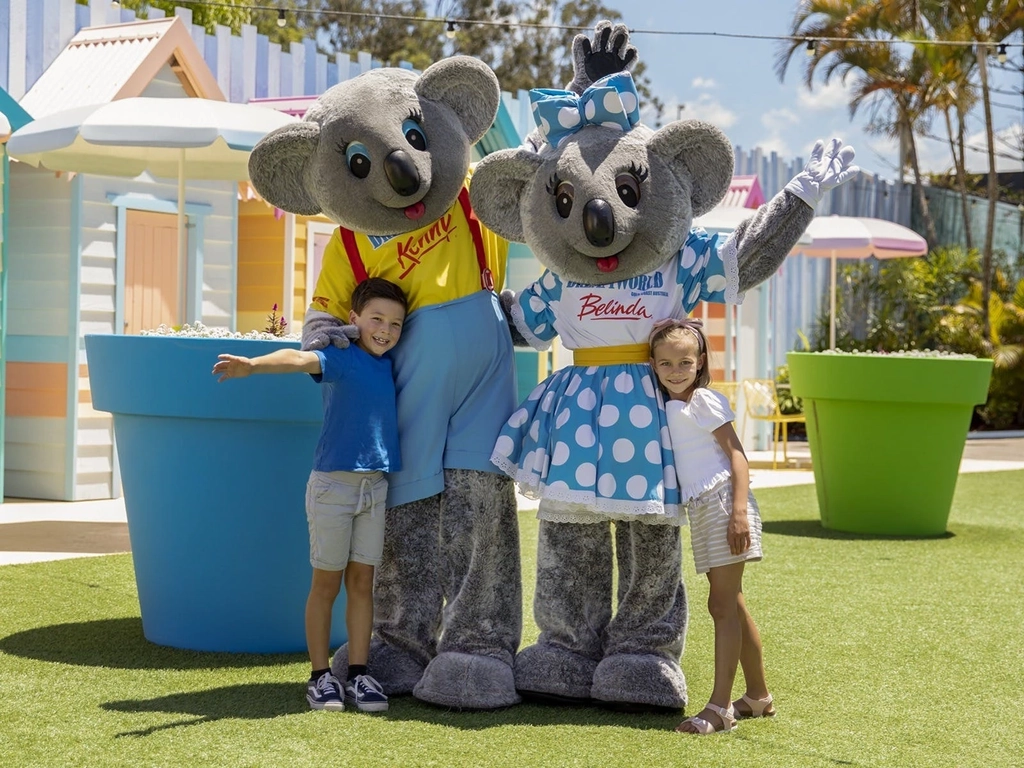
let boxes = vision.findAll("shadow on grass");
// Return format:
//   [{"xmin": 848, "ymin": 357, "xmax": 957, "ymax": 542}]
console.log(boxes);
[
  {"xmin": 0, "ymin": 618, "xmax": 303, "ymax": 670},
  {"xmin": 102, "ymin": 683, "xmax": 681, "ymax": 735},
  {"xmin": 762, "ymin": 519, "xmax": 956, "ymax": 541}
]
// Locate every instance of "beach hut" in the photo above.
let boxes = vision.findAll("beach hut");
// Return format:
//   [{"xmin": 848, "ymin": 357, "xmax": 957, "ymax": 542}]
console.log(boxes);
[
  {"xmin": 4, "ymin": 17, "xmax": 236, "ymax": 501},
  {"xmin": 0, "ymin": 88, "xmax": 33, "ymax": 501}
]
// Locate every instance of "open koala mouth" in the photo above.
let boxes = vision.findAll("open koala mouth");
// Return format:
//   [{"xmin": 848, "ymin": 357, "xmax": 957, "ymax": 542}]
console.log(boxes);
[
  {"xmin": 404, "ymin": 202, "xmax": 426, "ymax": 220},
  {"xmin": 595, "ymin": 255, "xmax": 620, "ymax": 273}
]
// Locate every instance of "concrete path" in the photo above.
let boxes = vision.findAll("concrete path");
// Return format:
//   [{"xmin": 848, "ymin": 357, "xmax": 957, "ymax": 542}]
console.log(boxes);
[{"xmin": 1, "ymin": 437, "xmax": 1020, "ymax": 567}]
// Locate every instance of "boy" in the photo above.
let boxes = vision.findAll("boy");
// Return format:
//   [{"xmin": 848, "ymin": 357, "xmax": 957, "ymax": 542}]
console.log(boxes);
[{"xmin": 213, "ymin": 277, "xmax": 407, "ymax": 712}]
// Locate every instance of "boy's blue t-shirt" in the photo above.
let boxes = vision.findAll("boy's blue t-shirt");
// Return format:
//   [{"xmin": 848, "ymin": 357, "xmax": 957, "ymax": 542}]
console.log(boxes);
[{"xmin": 311, "ymin": 345, "xmax": 400, "ymax": 473}]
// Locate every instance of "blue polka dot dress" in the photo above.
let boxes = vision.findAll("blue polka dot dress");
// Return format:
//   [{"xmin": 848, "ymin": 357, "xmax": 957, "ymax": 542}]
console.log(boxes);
[{"xmin": 491, "ymin": 228, "xmax": 743, "ymax": 525}]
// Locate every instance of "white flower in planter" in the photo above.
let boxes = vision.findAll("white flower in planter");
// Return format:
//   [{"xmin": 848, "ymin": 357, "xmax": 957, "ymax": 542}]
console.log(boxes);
[
  {"xmin": 141, "ymin": 321, "xmax": 300, "ymax": 342},
  {"xmin": 815, "ymin": 348, "xmax": 977, "ymax": 359}
]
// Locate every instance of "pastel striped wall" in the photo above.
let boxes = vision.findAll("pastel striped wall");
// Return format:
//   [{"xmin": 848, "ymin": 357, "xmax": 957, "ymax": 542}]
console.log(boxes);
[{"xmin": 3, "ymin": 163, "xmax": 72, "ymax": 499}]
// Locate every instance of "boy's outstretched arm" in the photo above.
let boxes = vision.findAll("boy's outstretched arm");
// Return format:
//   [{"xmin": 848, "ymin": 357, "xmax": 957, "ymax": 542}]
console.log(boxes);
[{"xmin": 213, "ymin": 349, "xmax": 322, "ymax": 382}]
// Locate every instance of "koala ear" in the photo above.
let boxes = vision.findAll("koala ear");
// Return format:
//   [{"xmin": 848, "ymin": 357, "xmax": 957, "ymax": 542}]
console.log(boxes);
[
  {"xmin": 248, "ymin": 122, "xmax": 322, "ymax": 216},
  {"xmin": 468, "ymin": 149, "xmax": 544, "ymax": 242},
  {"xmin": 416, "ymin": 56, "xmax": 500, "ymax": 144},
  {"xmin": 647, "ymin": 120, "xmax": 734, "ymax": 217}
]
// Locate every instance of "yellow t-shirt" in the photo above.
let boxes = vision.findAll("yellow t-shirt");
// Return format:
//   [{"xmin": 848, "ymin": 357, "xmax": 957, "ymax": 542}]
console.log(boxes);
[{"xmin": 310, "ymin": 186, "xmax": 508, "ymax": 318}]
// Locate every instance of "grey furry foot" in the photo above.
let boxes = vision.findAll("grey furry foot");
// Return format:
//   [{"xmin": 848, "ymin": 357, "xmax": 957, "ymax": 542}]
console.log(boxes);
[
  {"xmin": 514, "ymin": 643, "xmax": 597, "ymax": 703},
  {"xmin": 331, "ymin": 638, "xmax": 426, "ymax": 696},
  {"xmin": 413, "ymin": 651, "xmax": 520, "ymax": 710},
  {"xmin": 409, "ymin": 651, "xmax": 516, "ymax": 712},
  {"xmin": 590, "ymin": 653, "xmax": 687, "ymax": 712}
]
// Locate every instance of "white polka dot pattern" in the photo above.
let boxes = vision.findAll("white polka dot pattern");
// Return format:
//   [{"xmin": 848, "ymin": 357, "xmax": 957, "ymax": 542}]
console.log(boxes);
[{"xmin": 489, "ymin": 228, "xmax": 735, "ymax": 519}]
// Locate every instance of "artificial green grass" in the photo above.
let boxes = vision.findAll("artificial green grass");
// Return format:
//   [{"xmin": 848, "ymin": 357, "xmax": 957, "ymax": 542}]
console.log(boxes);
[{"xmin": 2, "ymin": 471, "xmax": 1023, "ymax": 767}]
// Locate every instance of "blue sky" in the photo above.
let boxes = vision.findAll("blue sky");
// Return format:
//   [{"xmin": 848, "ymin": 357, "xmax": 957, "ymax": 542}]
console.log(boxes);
[{"xmin": 604, "ymin": 0, "xmax": 1024, "ymax": 179}]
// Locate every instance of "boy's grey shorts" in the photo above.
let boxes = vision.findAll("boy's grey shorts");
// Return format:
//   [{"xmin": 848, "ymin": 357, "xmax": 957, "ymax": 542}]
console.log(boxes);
[{"xmin": 305, "ymin": 469, "xmax": 387, "ymax": 571}]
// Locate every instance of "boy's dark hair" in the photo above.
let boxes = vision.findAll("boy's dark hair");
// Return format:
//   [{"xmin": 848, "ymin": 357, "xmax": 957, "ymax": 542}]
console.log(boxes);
[{"xmin": 351, "ymin": 277, "xmax": 408, "ymax": 315}]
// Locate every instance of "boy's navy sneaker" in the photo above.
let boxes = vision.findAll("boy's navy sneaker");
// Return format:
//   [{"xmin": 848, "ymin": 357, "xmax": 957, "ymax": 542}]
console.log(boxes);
[
  {"xmin": 307, "ymin": 672, "xmax": 345, "ymax": 711},
  {"xmin": 344, "ymin": 674, "xmax": 389, "ymax": 712}
]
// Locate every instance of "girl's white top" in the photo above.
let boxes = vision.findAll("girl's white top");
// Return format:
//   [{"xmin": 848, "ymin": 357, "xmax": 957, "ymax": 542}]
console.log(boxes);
[{"xmin": 665, "ymin": 387, "xmax": 735, "ymax": 502}]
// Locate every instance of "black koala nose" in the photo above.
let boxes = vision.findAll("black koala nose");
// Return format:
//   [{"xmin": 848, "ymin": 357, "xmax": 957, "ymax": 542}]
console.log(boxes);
[
  {"xmin": 583, "ymin": 198, "xmax": 616, "ymax": 248},
  {"xmin": 384, "ymin": 149, "xmax": 421, "ymax": 197}
]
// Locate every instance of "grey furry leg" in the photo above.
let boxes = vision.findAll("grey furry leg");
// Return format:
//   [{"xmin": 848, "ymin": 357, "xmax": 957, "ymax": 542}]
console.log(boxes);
[
  {"xmin": 413, "ymin": 470, "xmax": 522, "ymax": 710},
  {"xmin": 515, "ymin": 520, "xmax": 612, "ymax": 702},
  {"xmin": 591, "ymin": 521, "xmax": 688, "ymax": 711},
  {"xmin": 332, "ymin": 495, "xmax": 442, "ymax": 695}
]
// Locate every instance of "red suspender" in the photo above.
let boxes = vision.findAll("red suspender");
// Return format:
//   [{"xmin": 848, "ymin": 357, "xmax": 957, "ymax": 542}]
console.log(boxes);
[
  {"xmin": 337, "ymin": 189, "xmax": 493, "ymax": 291},
  {"xmin": 338, "ymin": 227, "xmax": 369, "ymax": 284},
  {"xmin": 457, "ymin": 187, "xmax": 495, "ymax": 291}
]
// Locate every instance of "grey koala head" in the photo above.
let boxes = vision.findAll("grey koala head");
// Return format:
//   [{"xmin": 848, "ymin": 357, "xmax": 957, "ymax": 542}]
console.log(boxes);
[
  {"xmin": 248, "ymin": 57, "xmax": 499, "ymax": 235},
  {"xmin": 469, "ymin": 119, "xmax": 734, "ymax": 284}
]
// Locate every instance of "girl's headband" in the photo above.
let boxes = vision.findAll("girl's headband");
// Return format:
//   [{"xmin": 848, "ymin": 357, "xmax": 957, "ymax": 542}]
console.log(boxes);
[{"xmin": 649, "ymin": 317, "xmax": 706, "ymax": 350}]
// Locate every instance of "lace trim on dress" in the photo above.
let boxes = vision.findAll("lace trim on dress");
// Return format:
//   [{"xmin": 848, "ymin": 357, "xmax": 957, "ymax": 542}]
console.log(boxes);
[
  {"xmin": 493, "ymin": 453, "xmax": 684, "ymax": 522},
  {"xmin": 720, "ymin": 234, "xmax": 745, "ymax": 305},
  {"xmin": 510, "ymin": 299, "xmax": 551, "ymax": 352}
]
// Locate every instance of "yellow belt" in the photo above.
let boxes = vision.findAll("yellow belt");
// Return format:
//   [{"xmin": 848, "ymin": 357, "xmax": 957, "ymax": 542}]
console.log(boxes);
[{"xmin": 572, "ymin": 343, "xmax": 651, "ymax": 366}]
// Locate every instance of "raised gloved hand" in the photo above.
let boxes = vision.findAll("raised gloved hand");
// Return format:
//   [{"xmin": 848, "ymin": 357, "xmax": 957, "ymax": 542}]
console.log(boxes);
[
  {"xmin": 567, "ymin": 21, "xmax": 638, "ymax": 95},
  {"xmin": 301, "ymin": 309, "xmax": 361, "ymax": 351},
  {"xmin": 783, "ymin": 138, "xmax": 860, "ymax": 209}
]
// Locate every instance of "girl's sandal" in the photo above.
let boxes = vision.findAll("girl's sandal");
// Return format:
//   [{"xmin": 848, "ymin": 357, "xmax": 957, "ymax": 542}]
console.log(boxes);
[
  {"xmin": 732, "ymin": 693, "xmax": 776, "ymax": 720},
  {"xmin": 676, "ymin": 703, "xmax": 737, "ymax": 735}
]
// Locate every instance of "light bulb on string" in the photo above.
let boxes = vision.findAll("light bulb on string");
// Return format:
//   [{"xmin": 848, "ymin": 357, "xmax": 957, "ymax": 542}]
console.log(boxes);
[
  {"xmin": 277, "ymin": 9, "xmax": 287, "ymax": 28},
  {"xmin": 805, "ymin": 39, "xmax": 816, "ymax": 57},
  {"xmin": 997, "ymin": 43, "xmax": 1008, "ymax": 64},
  {"xmin": 446, "ymin": 21, "xmax": 457, "ymax": 40}
]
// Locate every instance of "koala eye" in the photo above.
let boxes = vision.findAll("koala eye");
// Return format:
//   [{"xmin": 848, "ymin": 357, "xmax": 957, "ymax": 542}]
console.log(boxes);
[
  {"xmin": 345, "ymin": 142, "xmax": 371, "ymax": 179},
  {"xmin": 402, "ymin": 119, "xmax": 427, "ymax": 152},
  {"xmin": 554, "ymin": 181, "xmax": 574, "ymax": 219},
  {"xmin": 615, "ymin": 173, "xmax": 641, "ymax": 208}
]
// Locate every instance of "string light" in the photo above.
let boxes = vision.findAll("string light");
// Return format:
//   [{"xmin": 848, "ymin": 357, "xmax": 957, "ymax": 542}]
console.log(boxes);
[
  {"xmin": 118, "ymin": 0, "xmax": 1024, "ymax": 53},
  {"xmin": 805, "ymin": 39, "xmax": 816, "ymax": 57},
  {"xmin": 276, "ymin": 8, "xmax": 286, "ymax": 28},
  {"xmin": 446, "ymin": 20, "xmax": 457, "ymax": 40},
  {"xmin": 997, "ymin": 43, "xmax": 1008, "ymax": 63}
]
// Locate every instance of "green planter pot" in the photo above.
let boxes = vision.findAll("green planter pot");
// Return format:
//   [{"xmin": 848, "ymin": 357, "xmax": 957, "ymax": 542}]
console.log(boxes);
[{"xmin": 787, "ymin": 352, "xmax": 993, "ymax": 536}]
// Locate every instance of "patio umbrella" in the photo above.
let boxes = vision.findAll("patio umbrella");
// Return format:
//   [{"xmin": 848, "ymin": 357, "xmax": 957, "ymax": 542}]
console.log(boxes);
[
  {"xmin": 795, "ymin": 214, "xmax": 928, "ymax": 349},
  {"xmin": 7, "ymin": 97, "xmax": 297, "ymax": 320}
]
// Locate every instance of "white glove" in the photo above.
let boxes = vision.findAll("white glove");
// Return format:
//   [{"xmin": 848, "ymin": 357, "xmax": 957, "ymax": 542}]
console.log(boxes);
[{"xmin": 783, "ymin": 138, "xmax": 860, "ymax": 209}]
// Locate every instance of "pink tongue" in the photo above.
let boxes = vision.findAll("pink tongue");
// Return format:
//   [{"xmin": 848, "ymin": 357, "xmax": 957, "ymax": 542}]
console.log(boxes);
[
  {"xmin": 404, "ymin": 202, "xmax": 426, "ymax": 220},
  {"xmin": 596, "ymin": 255, "xmax": 619, "ymax": 273}
]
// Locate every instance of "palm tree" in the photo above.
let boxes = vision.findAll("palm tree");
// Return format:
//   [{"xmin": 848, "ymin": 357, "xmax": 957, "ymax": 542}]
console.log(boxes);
[
  {"xmin": 918, "ymin": 40, "xmax": 978, "ymax": 249},
  {"xmin": 776, "ymin": 0, "xmax": 941, "ymax": 246},
  {"xmin": 940, "ymin": 1, "xmax": 1024, "ymax": 337}
]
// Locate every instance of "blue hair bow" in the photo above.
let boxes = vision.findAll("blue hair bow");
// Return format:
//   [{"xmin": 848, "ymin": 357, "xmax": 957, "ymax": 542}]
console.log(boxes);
[{"xmin": 529, "ymin": 72, "xmax": 641, "ymax": 148}]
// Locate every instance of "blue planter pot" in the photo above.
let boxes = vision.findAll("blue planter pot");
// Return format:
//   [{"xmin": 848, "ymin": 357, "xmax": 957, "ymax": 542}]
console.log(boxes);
[{"xmin": 86, "ymin": 334, "xmax": 346, "ymax": 653}]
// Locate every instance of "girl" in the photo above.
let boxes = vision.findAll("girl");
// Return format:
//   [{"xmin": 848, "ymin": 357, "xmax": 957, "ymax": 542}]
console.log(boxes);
[{"xmin": 648, "ymin": 318, "xmax": 775, "ymax": 735}]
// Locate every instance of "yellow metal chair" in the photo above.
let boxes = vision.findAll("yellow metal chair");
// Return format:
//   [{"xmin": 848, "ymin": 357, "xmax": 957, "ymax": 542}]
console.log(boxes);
[
  {"xmin": 740, "ymin": 379, "xmax": 806, "ymax": 469},
  {"xmin": 709, "ymin": 381, "xmax": 739, "ymax": 412}
]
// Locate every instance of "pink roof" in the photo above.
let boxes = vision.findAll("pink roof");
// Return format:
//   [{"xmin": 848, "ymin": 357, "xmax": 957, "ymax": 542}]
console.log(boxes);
[{"xmin": 718, "ymin": 175, "xmax": 765, "ymax": 209}]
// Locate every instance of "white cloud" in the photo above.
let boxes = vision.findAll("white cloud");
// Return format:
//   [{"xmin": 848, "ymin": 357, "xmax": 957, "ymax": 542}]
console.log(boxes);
[
  {"xmin": 761, "ymin": 108, "xmax": 799, "ymax": 133},
  {"xmin": 691, "ymin": 77, "xmax": 717, "ymax": 89},
  {"xmin": 796, "ymin": 78, "xmax": 855, "ymax": 111},
  {"xmin": 963, "ymin": 122, "xmax": 1023, "ymax": 173},
  {"xmin": 755, "ymin": 135, "xmax": 794, "ymax": 157},
  {"xmin": 683, "ymin": 93, "xmax": 737, "ymax": 130}
]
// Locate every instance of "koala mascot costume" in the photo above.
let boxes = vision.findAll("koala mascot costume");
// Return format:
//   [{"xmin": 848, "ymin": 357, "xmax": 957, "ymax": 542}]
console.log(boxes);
[
  {"xmin": 470, "ymin": 69, "xmax": 857, "ymax": 710},
  {"xmin": 248, "ymin": 26, "xmax": 638, "ymax": 711}
]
